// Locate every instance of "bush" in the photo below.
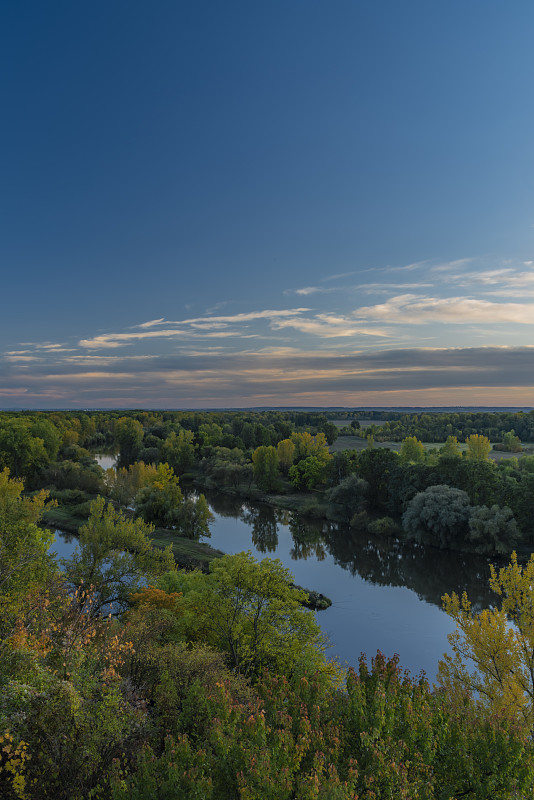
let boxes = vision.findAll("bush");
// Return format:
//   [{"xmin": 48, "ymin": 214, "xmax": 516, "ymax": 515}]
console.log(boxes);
[
  {"xmin": 350, "ymin": 510, "xmax": 369, "ymax": 530},
  {"xmin": 367, "ymin": 516, "xmax": 400, "ymax": 536}
]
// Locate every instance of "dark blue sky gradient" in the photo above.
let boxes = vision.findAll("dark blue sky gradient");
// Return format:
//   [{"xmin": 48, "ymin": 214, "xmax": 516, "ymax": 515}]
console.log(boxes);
[{"xmin": 2, "ymin": 1, "xmax": 534, "ymax": 406}]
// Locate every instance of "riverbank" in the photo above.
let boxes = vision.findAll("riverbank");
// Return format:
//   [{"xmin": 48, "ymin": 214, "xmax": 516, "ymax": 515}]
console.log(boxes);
[
  {"xmin": 42, "ymin": 503, "xmax": 226, "ymax": 569},
  {"xmin": 191, "ymin": 474, "xmax": 330, "ymax": 518},
  {"xmin": 44, "ymin": 501, "xmax": 332, "ymax": 610}
]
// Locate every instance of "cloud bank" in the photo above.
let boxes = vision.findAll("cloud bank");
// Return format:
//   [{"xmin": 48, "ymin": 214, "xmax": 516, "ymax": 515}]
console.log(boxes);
[
  {"xmin": 3, "ymin": 256, "xmax": 534, "ymax": 407},
  {"xmin": 2, "ymin": 342, "xmax": 534, "ymax": 408}
]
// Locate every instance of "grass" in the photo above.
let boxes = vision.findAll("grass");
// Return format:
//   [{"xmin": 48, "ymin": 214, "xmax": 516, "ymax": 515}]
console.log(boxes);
[
  {"xmin": 42, "ymin": 505, "xmax": 90, "ymax": 534},
  {"xmin": 150, "ymin": 527, "xmax": 224, "ymax": 569},
  {"xmin": 329, "ymin": 436, "xmax": 400, "ymax": 454}
]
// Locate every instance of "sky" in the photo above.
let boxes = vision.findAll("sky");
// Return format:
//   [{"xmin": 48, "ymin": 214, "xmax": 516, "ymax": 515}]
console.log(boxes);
[{"xmin": 2, "ymin": 0, "xmax": 534, "ymax": 409}]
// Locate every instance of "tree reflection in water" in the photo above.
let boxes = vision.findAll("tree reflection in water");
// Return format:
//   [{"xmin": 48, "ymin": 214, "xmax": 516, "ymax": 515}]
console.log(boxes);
[
  {"xmin": 288, "ymin": 516, "xmax": 326, "ymax": 561},
  {"xmin": 192, "ymin": 488, "xmax": 502, "ymax": 613},
  {"xmin": 240, "ymin": 505, "xmax": 279, "ymax": 553},
  {"xmin": 321, "ymin": 522, "xmax": 498, "ymax": 612}
]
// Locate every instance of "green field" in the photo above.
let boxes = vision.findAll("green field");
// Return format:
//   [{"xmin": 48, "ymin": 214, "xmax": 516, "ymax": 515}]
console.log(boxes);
[{"xmin": 329, "ymin": 435, "xmax": 534, "ymax": 460}]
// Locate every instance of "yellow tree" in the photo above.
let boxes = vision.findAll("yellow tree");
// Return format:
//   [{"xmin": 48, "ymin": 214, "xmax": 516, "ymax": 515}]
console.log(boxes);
[
  {"xmin": 276, "ymin": 438, "xmax": 295, "ymax": 474},
  {"xmin": 106, "ymin": 460, "xmax": 157, "ymax": 506},
  {"xmin": 439, "ymin": 551, "xmax": 534, "ymax": 733},
  {"xmin": 440, "ymin": 434, "xmax": 462, "ymax": 458},
  {"xmin": 465, "ymin": 433, "xmax": 491, "ymax": 461},
  {"xmin": 290, "ymin": 431, "xmax": 331, "ymax": 461},
  {"xmin": 399, "ymin": 435, "xmax": 425, "ymax": 464}
]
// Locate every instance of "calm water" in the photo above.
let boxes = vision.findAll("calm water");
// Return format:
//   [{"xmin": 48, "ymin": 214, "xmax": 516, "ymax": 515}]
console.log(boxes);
[
  {"xmin": 196, "ymin": 491, "xmax": 496, "ymax": 681},
  {"xmin": 52, "ymin": 468, "xmax": 498, "ymax": 680},
  {"xmin": 95, "ymin": 453, "xmax": 117, "ymax": 470}
]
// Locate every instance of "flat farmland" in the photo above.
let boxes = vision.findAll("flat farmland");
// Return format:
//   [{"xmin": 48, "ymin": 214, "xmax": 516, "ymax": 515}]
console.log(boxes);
[{"xmin": 329, "ymin": 435, "xmax": 534, "ymax": 460}]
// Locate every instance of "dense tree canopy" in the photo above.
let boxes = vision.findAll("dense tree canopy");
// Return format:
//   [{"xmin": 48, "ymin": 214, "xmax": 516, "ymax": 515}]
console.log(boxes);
[{"xmin": 0, "ymin": 416, "xmax": 533, "ymax": 798}]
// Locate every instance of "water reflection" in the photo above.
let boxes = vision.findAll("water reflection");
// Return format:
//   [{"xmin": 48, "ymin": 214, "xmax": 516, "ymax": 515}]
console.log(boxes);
[
  {"xmin": 50, "ymin": 530, "xmax": 78, "ymax": 561},
  {"xmin": 54, "ymin": 488, "xmax": 507, "ymax": 677},
  {"xmin": 201, "ymin": 489, "xmax": 498, "ymax": 612},
  {"xmin": 288, "ymin": 516, "xmax": 327, "ymax": 561},
  {"xmin": 94, "ymin": 453, "xmax": 117, "ymax": 471},
  {"xmin": 240, "ymin": 505, "xmax": 279, "ymax": 553},
  {"xmin": 321, "ymin": 523, "xmax": 497, "ymax": 612}
]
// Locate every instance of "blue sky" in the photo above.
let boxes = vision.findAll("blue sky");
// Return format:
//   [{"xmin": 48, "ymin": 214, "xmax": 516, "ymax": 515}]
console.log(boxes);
[{"xmin": 2, "ymin": 1, "xmax": 534, "ymax": 408}]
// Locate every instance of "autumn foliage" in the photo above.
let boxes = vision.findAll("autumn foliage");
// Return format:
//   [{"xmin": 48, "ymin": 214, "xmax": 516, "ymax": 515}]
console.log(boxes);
[{"xmin": 1, "ymin": 466, "xmax": 534, "ymax": 798}]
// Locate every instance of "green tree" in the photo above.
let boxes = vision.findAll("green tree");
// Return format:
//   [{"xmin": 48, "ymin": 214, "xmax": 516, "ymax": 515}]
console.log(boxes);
[
  {"xmin": 289, "ymin": 455, "xmax": 330, "ymax": 490},
  {"xmin": 402, "ymin": 484, "xmax": 471, "ymax": 548},
  {"xmin": 158, "ymin": 552, "xmax": 334, "ymax": 681},
  {"xmin": 252, "ymin": 446, "xmax": 279, "ymax": 491},
  {"xmin": 497, "ymin": 430, "xmax": 522, "ymax": 453},
  {"xmin": 357, "ymin": 447, "xmax": 398, "ymax": 510},
  {"xmin": 440, "ymin": 434, "xmax": 462, "ymax": 458},
  {"xmin": 329, "ymin": 450, "xmax": 359, "ymax": 483},
  {"xmin": 200, "ymin": 447, "xmax": 249, "ymax": 488},
  {"xmin": 0, "ymin": 419, "xmax": 49, "ymax": 483},
  {"xmin": 0, "ymin": 469, "xmax": 56, "ymax": 637},
  {"xmin": 29, "ymin": 418, "xmax": 61, "ymax": 462},
  {"xmin": 326, "ymin": 475, "xmax": 369, "ymax": 520},
  {"xmin": 135, "ymin": 463, "xmax": 212, "ymax": 539},
  {"xmin": 135, "ymin": 463, "xmax": 184, "ymax": 527},
  {"xmin": 467, "ymin": 504, "xmax": 519, "ymax": 554},
  {"xmin": 115, "ymin": 417, "xmax": 144, "ymax": 468},
  {"xmin": 197, "ymin": 423, "xmax": 223, "ymax": 449},
  {"xmin": 178, "ymin": 494, "xmax": 213, "ymax": 540},
  {"xmin": 63, "ymin": 496, "xmax": 174, "ymax": 615},
  {"xmin": 161, "ymin": 429, "xmax": 195, "ymax": 475}
]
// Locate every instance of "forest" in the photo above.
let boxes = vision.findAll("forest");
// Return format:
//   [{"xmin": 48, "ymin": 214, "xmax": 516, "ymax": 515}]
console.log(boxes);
[
  {"xmin": 1, "ymin": 408, "xmax": 534, "ymax": 556},
  {"xmin": 2, "ymin": 408, "xmax": 534, "ymax": 797}
]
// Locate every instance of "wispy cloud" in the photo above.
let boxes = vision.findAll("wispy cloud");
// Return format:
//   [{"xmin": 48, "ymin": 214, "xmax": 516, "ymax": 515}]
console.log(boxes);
[
  {"xmin": 135, "ymin": 318, "xmax": 166, "ymax": 329},
  {"xmin": 355, "ymin": 282, "xmax": 433, "ymax": 293},
  {"xmin": 441, "ymin": 267, "xmax": 534, "ymax": 293},
  {"xmin": 386, "ymin": 259, "xmax": 436, "ymax": 272},
  {"xmin": 179, "ymin": 309, "xmax": 310, "ymax": 325},
  {"xmin": 78, "ymin": 309, "xmax": 311, "ymax": 348},
  {"xmin": 284, "ymin": 285, "xmax": 341, "ymax": 296},
  {"xmin": 320, "ymin": 271, "xmax": 359, "ymax": 282},
  {"xmin": 355, "ymin": 294, "xmax": 534, "ymax": 325},
  {"xmin": 427, "ymin": 257, "xmax": 476, "ymax": 273},
  {"xmin": 292, "ymin": 286, "xmax": 323, "ymax": 296},
  {"xmin": 271, "ymin": 313, "xmax": 390, "ymax": 338}
]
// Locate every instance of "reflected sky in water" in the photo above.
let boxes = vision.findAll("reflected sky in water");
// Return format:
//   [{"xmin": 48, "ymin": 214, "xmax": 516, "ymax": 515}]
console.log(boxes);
[{"xmin": 54, "ymin": 489, "xmax": 501, "ymax": 681}]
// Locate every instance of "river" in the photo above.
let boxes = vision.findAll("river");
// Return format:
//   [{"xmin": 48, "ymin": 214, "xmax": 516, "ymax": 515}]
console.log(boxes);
[{"xmin": 51, "ymin": 454, "xmax": 499, "ymax": 681}]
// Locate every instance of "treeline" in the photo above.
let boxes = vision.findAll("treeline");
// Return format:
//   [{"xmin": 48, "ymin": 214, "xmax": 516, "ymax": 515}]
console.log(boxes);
[
  {"xmin": 0, "ymin": 410, "xmax": 337, "ymax": 482},
  {"xmin": 325, "ymin": 436, "xmax": 534, "ymax": 553},
  {"xmin": 1, "ymin": 411, "xmax": 534, "ymax": 555},
  {"xmin": 353, "ymin": 409, "xmax": 534, "ymax": 442},
  {"xmin": 1, "ymin": 468, "xmax": 534, "ymax": 798}
]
